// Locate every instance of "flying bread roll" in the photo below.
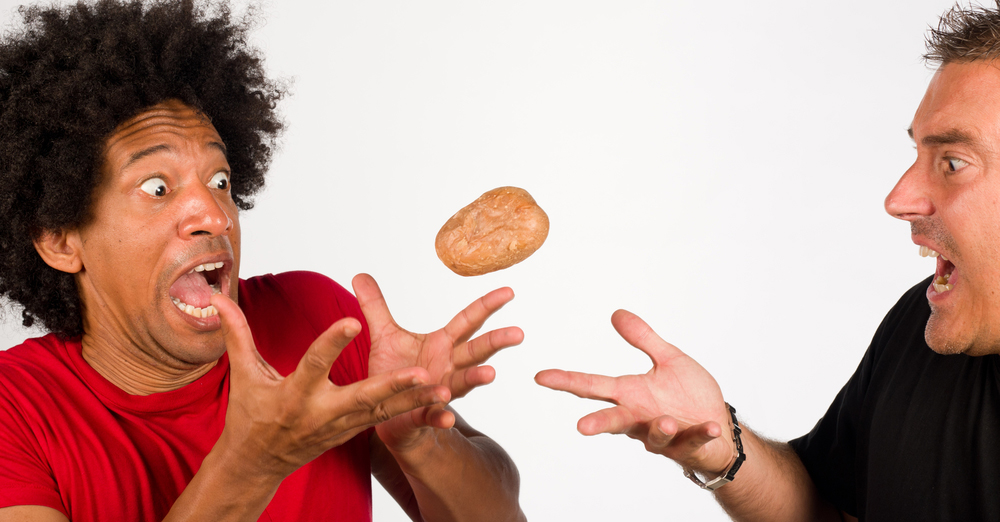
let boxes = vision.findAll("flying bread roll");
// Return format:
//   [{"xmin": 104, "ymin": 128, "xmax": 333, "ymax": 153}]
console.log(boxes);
[{"xmin": 435, "ymin": 186, "xmax": 549, "ymax": 276}]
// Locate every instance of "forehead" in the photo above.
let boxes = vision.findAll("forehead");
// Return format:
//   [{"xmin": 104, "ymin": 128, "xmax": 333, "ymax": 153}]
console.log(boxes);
[
  {"xmin": 912, "ymin": 62, "xmax": 1000, "ymax": 144},
  {"xmin": 102, "ymin": 100, "xmax": 225, "ymax": 172}
]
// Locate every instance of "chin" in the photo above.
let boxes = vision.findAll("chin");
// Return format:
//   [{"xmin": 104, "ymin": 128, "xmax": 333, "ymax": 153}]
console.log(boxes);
[
  {"xmin": 924, "ymin": 322, "xmax": 1000, "ymax": 356},
  {"xmin": 189, "ymin": 338, "xmax": 228, "ymax": 364},
  {"xmin": 924, "ymin": 312, "xmax": 969, "ymax": 355},
  {"xmin": 159, "ymin": 332, "xmax": 227, "ymax": 366},
  {"xmin": 924, "ymin": 335, "xmax": 967, "ymax": 355}
]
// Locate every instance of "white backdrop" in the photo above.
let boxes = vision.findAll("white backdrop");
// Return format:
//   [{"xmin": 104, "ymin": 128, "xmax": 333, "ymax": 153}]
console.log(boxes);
[{"xmin": 0, "ymin": 0, "xmax": 964, "ymax": 519}]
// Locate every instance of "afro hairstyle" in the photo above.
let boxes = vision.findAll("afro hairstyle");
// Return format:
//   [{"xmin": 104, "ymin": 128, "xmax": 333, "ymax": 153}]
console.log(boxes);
[{"xmin": 0, "ymin": 0, "xmax": 285, "ymax": 337}]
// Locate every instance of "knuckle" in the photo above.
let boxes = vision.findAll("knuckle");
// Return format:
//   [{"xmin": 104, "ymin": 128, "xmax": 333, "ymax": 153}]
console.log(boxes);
[
  {"xmin": 372, "ymin": 402, "xmax": 393, "ymax": 423},
  {"xmin": 353, "ymin": 388, "xmax": 377, "ymax": 411},
  {"xmin": 646, "ymin": 435, "xmax": 667, "ymax": 449},
  {"xmin": 301, "ymin": 349, "xmax": 329, "ymax": 372}
]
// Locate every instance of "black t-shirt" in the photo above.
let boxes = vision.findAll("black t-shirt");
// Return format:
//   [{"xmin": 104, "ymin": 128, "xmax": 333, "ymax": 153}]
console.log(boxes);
[{"xmin": 789, "ymin": 276, "xmax": 1000, "ymax": 520}]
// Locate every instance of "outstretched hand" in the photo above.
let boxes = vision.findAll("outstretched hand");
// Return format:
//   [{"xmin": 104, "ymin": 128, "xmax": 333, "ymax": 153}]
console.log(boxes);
[
  {"xmin": 535, "ymin": 309, "xmax": 736, "ymax": 475},
  {"xmin": 209, "ymin": 293, "xmax": 445, "ymax": 481},
  {"xmin": 353, "ymin": 273, "xmax": 523, "ymax": 450}
]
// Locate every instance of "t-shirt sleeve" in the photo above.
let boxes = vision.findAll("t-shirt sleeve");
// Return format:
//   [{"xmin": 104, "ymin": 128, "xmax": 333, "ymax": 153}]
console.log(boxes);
[{"xmin": 0, "ymin": 386, "xmax": 66, "ymax": 513}]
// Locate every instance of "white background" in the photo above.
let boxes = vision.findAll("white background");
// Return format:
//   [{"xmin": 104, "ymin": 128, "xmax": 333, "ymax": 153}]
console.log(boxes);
[{"xmin": 0, "ymin": 0, "xmax": 965, "ymax": 519}]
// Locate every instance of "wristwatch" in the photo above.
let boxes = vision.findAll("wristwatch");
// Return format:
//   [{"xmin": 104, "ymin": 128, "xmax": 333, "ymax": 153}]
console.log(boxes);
[{"xmin": 683, "ymin": 403, "xmax": 746, "ymax": 490}]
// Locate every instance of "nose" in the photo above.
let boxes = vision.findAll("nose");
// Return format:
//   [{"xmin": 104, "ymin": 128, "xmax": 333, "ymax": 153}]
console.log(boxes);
[
  {"xmin": 884, "ymin": 160, "xmax": 935, "ymax": 222},
  {"xmin": 177, "ymin": 182, "xmax": 233, "ymax": 238}
]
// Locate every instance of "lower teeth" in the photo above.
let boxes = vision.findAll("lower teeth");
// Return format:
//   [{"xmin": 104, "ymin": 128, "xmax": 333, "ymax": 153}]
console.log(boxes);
[{"xmin": 171, "ymin": 297, "xmax": 219, "ymax": 318}]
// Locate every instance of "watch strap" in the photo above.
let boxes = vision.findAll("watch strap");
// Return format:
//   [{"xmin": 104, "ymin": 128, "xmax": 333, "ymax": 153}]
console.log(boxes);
[{"xmin": 683, "ymin": 403, "xmax": 746, "ymax": 491}]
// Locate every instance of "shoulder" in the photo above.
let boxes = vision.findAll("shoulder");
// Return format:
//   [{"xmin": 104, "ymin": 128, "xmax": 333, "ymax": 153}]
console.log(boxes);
[
  {"xmin": 786, "ymin": 277, "xmax": 933, "ymax": 512},
  {"xmin": 877, "ymin": 276, "xmax": 932, "ymax": 334},
  {"xmin": 0, "ymin": 335, "xmax": 88, "ymax": 417},
  {"xmin": 865, "ymin": 276, "xmax": 932, "ymax": 365},
  {"xmin": 240, "ymin": 270, "xmax": 356, "ymax": 307},
  {"xmin": 239, "ymin": 271, "xmax": 363, "ymax": 330},
  {"xmin": 0, "ymin": 334, "xmax": 72, "ymax": 384},
  {"xmin": 237, "ymin": 271, "xmax": 370, "ymax": 383}
]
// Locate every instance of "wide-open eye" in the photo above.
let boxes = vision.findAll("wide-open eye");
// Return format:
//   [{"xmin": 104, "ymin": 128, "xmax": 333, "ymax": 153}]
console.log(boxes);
[
  {"xmin": 139, "ymin": 177, "xmax": 168, "ymax": 197},
  {"xmin": 947, "ymin": 157, "xmax": 969, "ymax": 172},
  {"xmin": 209, "ymin": 171, "xmax": 230, "ymax": 191}
]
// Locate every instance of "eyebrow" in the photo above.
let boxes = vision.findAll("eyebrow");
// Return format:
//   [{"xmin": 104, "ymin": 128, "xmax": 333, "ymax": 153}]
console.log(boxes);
[
  {"xmin": 119, "ymin": 141, "xmax": 228, "ymax": 172},
  {"xmin": 907, "ymin": 126, "xmax": 977, "ymax": 147}
]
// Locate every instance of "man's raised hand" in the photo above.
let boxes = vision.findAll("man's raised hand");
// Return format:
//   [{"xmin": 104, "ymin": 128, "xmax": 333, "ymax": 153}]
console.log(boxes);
[
  {"xmin": 353, "ymin": 273, "xmax": 523, "ymax": 449},
  {"xmin": 209, "ymin": 293, "xmax": 445, "ymax": 480},
  {"xmin": 535, "ymin": 309, "xmax": 736, "ymax": 476}
]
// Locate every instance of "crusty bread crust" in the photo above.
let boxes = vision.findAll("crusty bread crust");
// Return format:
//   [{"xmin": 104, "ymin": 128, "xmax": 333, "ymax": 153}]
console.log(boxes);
[{"xmin": 435, "ymin": 186, "xmax": 549, "ymax": 276}]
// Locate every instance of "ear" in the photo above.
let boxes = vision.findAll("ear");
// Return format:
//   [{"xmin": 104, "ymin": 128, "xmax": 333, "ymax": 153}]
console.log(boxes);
[{"xmin": 33, "ymin": 229, "xmax": 84, "ymax": 274}]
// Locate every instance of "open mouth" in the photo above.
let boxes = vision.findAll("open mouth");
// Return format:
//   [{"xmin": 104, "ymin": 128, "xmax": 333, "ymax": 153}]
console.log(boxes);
[
  {"xmin": 920, "ymin": 246, "xmax": 955, "ymax": 293},
  {"xmin": 168, "ymin": 261, "xmax": 228, "ymax": 319}
]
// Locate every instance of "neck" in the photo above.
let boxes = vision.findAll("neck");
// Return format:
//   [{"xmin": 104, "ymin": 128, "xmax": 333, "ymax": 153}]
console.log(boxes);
[{"xmin": 81, "ymin": 333, "xmax": 218, "ymax": 395}]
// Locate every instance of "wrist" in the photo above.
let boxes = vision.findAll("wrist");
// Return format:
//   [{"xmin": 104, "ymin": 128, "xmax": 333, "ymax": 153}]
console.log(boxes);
[
  {"xmin": 380, "ymin": 425, "xmax": 458, "ymax": 475},
  {"xmin": 211, "ymin": 427, "xmax": 290, "ymax": 486},
  {"xmin": 683, "ymin": 403, "xmax": 746, "ymax": 491},
  {"xmin": 163, "ymin": 441, "xmax": 283, "ymax": 521}
]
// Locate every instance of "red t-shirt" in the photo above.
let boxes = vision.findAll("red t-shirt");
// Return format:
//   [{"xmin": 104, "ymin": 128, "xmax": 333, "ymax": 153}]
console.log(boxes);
[{"xmin": 0, "ymin": 271, "xmax": 373, "ymax": 521}]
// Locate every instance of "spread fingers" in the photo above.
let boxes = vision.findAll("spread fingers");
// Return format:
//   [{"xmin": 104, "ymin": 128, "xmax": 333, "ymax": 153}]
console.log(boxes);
[
  {"xmin": 534, "ymin": 369, "xmax": 618, "ymax": 402},
  {"xmin": 290, "ymin": 317, "xmax": 362, "ymax": 389},
  {"xmin": 453, "ymin": 326, "xmax": 523, "ymax": 368}
]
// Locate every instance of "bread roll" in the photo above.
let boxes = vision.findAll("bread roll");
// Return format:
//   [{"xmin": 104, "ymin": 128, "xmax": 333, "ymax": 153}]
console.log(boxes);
[{"xmin": 435, "ymin": 186, "xmax": 549, "ymax": 276}]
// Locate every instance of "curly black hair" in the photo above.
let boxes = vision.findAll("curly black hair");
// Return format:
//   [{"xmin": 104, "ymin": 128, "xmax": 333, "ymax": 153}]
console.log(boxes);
[{"xmin": 0, "ymin": 0, "xmax": 285, "ymax": 337}]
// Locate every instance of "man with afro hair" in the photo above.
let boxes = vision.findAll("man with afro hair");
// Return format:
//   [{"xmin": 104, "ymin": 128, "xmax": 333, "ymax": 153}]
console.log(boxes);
[{"xmin": 0, "ymin": 1, "xmax": 527, "ymax": 521}]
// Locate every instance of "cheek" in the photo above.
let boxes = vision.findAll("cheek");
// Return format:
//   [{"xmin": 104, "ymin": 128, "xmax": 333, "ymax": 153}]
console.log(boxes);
[
  {"xmin": 230, "ymin": 214, "xmax": 241, "ymax": 248},
  {"xmin": 225, "ymin": 201, "xmax": 241, "ymax": 252},
  {"xmin": 972, "ymin": 193, "xmax": 1000, "ymax": 265},
  {"xmin": 945, "ymin": 188, "xmax": 996, "ymax": 255},
  {"xmin": 225, "ymin": 204, "xmax": 242, "ymax": 299},
  {"xmin": 82, "ymin": 207, "xmax": 172, "ymax": 277}
]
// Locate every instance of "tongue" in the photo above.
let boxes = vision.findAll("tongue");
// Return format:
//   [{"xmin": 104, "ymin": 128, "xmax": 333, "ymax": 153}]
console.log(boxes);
[
  {"xmin": 936, "ymin": 257, "xmax": 956, "ymax": 279},
  {"xmin": 169, "ymin": 272, "xmax": 212, "ymax": 308}
]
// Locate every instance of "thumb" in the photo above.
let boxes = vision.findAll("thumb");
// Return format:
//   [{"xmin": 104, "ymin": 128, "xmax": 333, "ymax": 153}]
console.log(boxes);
[
  {"xmin": 210, "ymin": 293, "xmax": 260, "ymax": 373},
  {"xmin": 610, "ymin": 309, "xmax": 686, "ymax": 366},
  {"xmin": 646, "ymin": 415, "xmax": 679, "ymax": 451},
  {"xmin": 352, "ymin": 273, "xmax": 398, "ymax": 336}
]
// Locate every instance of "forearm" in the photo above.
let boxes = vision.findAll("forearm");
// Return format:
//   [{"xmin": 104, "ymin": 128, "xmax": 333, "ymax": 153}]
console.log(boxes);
[
  {"xmin": 713, "ymin": 430, "xmax": 842, "ymax": 522},
  {"xmin": 388, "ymin": 428, "xmax": 525, "ymax": 522},
  {"xmin": 162, "ymin": 440, "xmax": 282, "ymax": 522}
]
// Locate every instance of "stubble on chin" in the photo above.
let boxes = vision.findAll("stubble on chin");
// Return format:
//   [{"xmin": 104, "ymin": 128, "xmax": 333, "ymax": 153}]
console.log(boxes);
[
  {"xmin": 924, "ymin": 312, "xmax": 965, "ymax": 355},
  {"xmin": 924, "ymin": 309, "xmax": 1000, "ymax": 356}
]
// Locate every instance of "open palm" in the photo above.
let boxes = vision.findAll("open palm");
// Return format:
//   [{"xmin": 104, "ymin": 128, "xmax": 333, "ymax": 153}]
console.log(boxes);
[
  {"xmin": 353, "ymin": 274, "xmax": 523, "ymax": 449},
  {"xmin": 536, "ymin": 309, "xmax": 735, "ymax": 473}
]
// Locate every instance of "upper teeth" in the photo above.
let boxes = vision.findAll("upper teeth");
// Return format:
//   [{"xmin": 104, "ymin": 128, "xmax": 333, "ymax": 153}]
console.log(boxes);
[
  {"xmin": 919, "ymin": 246, "xmax": 948, "ymax": 262},
  {"xmin": 192, "ymin": 262, "xmax": 224, "ymax": 273}
]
